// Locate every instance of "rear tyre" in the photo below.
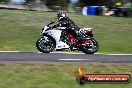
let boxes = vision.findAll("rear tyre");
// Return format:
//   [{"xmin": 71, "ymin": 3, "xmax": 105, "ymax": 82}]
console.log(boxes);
[
  {"xmin": 36, "ymin": 37, "xmax": 55, "ymax": 53},
  {"xmin": 80, "ymin": 38, "xmax": 99, "ymax": 54}
]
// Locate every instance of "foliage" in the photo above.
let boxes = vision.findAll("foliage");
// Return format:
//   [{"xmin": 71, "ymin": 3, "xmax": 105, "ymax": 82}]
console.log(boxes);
[
  {"xmin": 0, "ymin": 63, "xmax": 132, "ymax": 88},
  {"xmin": 25, "ymin": 0, "xmax": 35, "ymax": 3},
  {"xmin": 78, "ymin": 0, "xmax": 115, "ymax": 8},
  {"xmin": 0, "ymin": 0, "xmax": 10, "ymax": 2},
  {"xmin": 46, "ymin": 0, "xmax": 69, "ymax": 10},
  {"xmin": 0, "ymin": 10, "xmax": 132, "ymax": 53}
]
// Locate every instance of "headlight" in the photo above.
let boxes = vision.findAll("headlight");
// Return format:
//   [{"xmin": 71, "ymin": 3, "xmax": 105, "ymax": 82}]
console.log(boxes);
[{"xmin": 40, "ymin": 32, "xmax": 43, "ymax": 37}]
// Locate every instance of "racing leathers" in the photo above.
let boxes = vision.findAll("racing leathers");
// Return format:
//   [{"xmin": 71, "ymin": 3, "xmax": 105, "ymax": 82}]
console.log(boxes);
[
  {"xmin": 58, "ymin": 17, "xmax": 81, "ymax": 38},
  {"xmin": 57, "ymin": 17, "xmax": 82, "ymax": 49}
]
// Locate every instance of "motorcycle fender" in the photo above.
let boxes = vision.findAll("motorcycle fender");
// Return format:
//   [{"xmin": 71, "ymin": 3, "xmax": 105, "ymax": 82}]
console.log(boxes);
[
  {"xmin": 43, "ymin": 30, "xmax": 63, "ymax": 47},
  {"xmin": 42, "ymin": 30, "xmax": 70, "ymax": 49}
]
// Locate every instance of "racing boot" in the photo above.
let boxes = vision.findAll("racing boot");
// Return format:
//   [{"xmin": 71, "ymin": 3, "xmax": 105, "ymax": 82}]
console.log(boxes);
[
  {"xmin": 76, "ymin": 31, "xmax": 83, "ymax": 41},
  {"xmin": 69, "ymin": 45, "xmax": 74, "ymax": 51},
  {"xmin": 66, "ymin": 39, "xmax": 74, "ymax": 51}
]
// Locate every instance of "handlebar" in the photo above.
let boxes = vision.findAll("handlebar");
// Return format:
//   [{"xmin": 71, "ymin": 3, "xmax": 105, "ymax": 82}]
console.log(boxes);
[{"xmin": 47, "ymin": 21, "xmax": 55, "ymax": 26}]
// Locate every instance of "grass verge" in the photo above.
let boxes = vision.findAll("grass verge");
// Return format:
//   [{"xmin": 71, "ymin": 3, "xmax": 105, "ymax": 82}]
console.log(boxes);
[{"xmin": 0, "ymin": 63, "xmax": 131, "ymax": 88}]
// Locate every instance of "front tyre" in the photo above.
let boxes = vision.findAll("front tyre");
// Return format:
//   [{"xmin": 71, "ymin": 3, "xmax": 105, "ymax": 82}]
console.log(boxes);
[
  {"xmin": 36, "ymin": 37, "xmax": 55, "ymax": 53},
  {"xmin": 80, "ymin": 38, "xmax": 99, "ymax": 54}
]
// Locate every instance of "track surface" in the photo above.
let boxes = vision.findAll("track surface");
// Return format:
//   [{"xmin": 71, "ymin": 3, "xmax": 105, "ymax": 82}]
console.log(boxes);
[{"xmin": 0, "ymin": 52, "xmax": 132, "ymax": 63}]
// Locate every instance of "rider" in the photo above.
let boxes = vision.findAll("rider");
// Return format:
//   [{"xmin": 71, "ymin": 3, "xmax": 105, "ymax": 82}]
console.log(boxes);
[{"xmin": 56, "ymin": 11, "xmax": 82, "ymax": 49}]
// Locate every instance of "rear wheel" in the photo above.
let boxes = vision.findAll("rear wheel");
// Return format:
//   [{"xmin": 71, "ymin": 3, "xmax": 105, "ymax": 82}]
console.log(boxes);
[
  {"xmin": 80, "ymin": 38, "xmax": 99, "ymax": 54},
  {"xmin": 36, "ymin": 36, "xmax": 55, "ymax": 53}
]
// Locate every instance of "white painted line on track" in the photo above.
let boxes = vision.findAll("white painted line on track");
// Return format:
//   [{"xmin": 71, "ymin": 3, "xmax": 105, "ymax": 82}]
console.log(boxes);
[
  {"xmin": 37, "ymin": 52, "xmax": 42, "ymax": 53},
  {"xmin": 36, "ymin": 51, "xmax": 85, "ymax": 54},
  {"xmin": 58, "ymin": 59, "xmax": 87, "ymax": 61},
  {"xmin": 52, "ymin": 52, "xmax": 132, "ymax": 55},
  {"xmin": 106, "ymin": 54, "xmax": 132, "ymax": 55},
  {"xmin": 0, "ymin": 51, "xmax": 132, "ymax": 55},
  {"xmin": 0, "ymin": 51, "xmax": 20, "ymax": 53},
  {"xmin": 51, "ymin": 52, "xmax": 84, "ymax": 54},
  {"xmin": 94, "ymin": 53, "xmax": 132, "ymax": 55}
]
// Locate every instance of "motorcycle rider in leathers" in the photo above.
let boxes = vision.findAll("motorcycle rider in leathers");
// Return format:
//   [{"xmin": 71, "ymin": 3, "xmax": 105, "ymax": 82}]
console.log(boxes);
[{"xmin": 55, "ymin": 12, "xmax": 82, "ymax": 50}]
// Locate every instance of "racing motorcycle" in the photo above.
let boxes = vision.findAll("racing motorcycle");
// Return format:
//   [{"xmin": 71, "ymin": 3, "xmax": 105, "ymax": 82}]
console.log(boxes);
[{"xmin": 36, "ymin": 21, "xmax": 99, "ymax": 54}]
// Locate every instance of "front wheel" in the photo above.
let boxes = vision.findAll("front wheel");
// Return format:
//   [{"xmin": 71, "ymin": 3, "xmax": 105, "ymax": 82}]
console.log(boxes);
[
  {"xmin": 80, "ymin": 38, "xmax": 99, "ymax": 54},
  {"xmin": 36, "ymin": 36, "xmax": 55, "ymax": 53}
]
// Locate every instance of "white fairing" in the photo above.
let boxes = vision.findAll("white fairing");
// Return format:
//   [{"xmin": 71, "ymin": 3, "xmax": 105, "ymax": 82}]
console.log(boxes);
[
  {"xmin": 42, "ymin": 27, "xmax": 69, "ymax": 49},
  {"xmin": 56, "ymin": 41, "xmax": 69, "ymax": 49}
]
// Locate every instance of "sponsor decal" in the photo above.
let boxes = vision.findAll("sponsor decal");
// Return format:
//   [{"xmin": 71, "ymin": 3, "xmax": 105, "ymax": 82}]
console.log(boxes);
[{"xmin": 76, "ymin": 65, "xmax": 131, "ymax": 85}]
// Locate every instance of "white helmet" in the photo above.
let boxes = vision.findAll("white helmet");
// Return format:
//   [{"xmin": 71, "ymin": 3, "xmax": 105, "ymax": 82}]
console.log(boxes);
[{"xmin": 57, "ymin": 12, "xmax": 66, "ymax": 21}]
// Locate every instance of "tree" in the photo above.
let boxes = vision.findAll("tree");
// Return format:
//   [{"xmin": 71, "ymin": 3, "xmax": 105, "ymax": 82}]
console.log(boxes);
[
  {"xmin": 0, "ymin": 0, "xmax": 10, "ymax": 3},
  {"xmin": 76, "ymin": 0, "xmax": 115, "ymax": 8},
  {"xmin": 46, "ymin": 0, "xmax": 69, "ymax": 10}
]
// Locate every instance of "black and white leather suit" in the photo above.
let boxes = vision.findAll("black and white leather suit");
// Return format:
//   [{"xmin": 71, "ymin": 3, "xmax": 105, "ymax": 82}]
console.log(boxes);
[{"xmin": 57, "ymin": 17, "xmax": 81, "ymax": 38}]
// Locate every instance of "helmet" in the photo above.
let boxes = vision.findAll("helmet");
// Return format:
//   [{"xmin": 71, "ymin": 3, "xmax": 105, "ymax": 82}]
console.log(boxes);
[{"xmin": 57, "ymin": 12, "xmax": 66, "ymax": 21}]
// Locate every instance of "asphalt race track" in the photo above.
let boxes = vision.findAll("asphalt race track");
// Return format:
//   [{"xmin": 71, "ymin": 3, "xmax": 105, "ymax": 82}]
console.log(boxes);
[{"xmin": 0, "ymin": 51, "xmax": 132, "ymax": 63}]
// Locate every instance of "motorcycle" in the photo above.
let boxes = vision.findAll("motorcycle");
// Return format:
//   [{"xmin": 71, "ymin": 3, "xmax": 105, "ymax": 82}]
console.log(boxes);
[{"xmin": 36, "ymin": 21, "xmax": 99, "ymax": 54}]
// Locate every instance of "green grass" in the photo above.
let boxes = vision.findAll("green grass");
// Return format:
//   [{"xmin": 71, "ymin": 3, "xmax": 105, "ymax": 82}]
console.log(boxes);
[
  {"xmin": 0, "ymin": 63, "xmax": 132, "ymax": 88},
  {"xmin": 0, "ymin": 9, "xmax": 132, "ymax": 53}
]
